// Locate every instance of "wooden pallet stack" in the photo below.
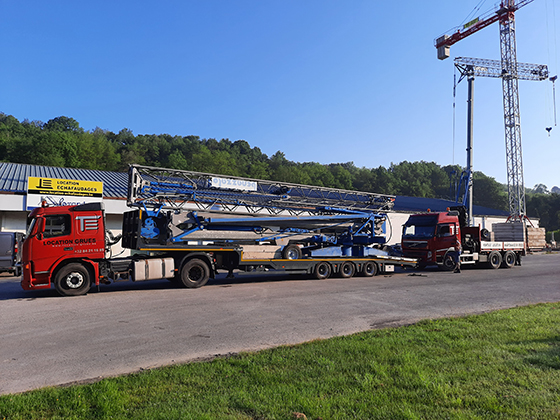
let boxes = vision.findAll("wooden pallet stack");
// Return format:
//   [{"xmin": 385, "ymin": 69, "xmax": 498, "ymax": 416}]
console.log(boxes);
[{"xmin": 526, "ymin": 227, "xmax": 546, "ymax": 251}]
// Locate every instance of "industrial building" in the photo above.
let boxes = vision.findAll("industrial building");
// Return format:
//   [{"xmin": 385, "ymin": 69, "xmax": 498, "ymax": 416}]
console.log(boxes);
[{"xmin": 0, "ymin": 162, "xmax": 513, "ymax": 253}]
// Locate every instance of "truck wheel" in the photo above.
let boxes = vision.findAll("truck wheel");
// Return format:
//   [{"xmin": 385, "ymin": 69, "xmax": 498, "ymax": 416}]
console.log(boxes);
[
  {"xmin": 54, "ymin": 263, "xmax": 92, "ymax": 297},
  {"xmin": 180, "ymin": 259, "xmax": 210, "ymax": 288},
  {"xmin": 362, "ymin": 261, "xmax": 378, "ymax": 277},
  {"xmin": 442, "ymin": 253, "xmax": 456, "ymax": 271},
  {"xmin": 339, "ymin": 261, "xmax": 355, "ymax": 278},
  {"xmin": 282, "ymin": 245, "xmax": 302, "ymax": 260},
  {"xmin": 314, "ymin": 262, "xmax": 331, "ymax": 280},
  {"xmin": 501, "ymin": 250, "xmax": 516, "ymax": 268},
  {"xmin": 488, "ymin": 251, "xmax": 502, "ymax": 269}
]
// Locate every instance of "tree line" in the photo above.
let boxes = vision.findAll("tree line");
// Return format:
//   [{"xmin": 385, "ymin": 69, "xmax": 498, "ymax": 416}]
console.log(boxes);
[{"xmin": 1, "ymin": 113, "xmax": 558, "ymax": 234}]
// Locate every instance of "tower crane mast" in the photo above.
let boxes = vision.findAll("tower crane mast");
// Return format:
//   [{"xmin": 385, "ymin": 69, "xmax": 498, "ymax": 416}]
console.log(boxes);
[{"xmin": 435, "ymin": 0, "xmax": 537, "ymax": 221}]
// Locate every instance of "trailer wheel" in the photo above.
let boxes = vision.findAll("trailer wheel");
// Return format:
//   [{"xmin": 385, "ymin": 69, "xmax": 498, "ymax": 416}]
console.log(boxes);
[
  {"xmin": 442, "ymin": 253, "xmax": 456, "ymax": 271},
  {"xmin": 54, "ymin": 263, "xmax": 92, "ymax": 297},
  {"xmin": 488, "ymin": 251, "xmax": 502, "ymax": 269},
  {"xmin": 339, "ymin": 261, "xmax": 355, "ymax": 278},
  {"xmin": 501, "ymin": 250, "xmax": 516, "ymax": 268},
  {"xmin": 362, "ymin": 261, "xmax": 378, "ymax": 277},
  {"xmin": 180, "ymin": 258, "xmax": 210, "ymax": 288},
  {"xmin": 314, "ymin": 262, "xmax": 331, "ymax": 280},
  {"xmin": 282, "ymin": 244, "xmax": 302, "ymax": 260}
]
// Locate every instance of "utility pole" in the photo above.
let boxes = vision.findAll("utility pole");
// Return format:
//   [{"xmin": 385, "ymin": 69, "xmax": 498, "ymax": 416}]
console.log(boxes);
[{"xmin": 454, "ymin": 64, "xmax": 475, "ymax": 226}]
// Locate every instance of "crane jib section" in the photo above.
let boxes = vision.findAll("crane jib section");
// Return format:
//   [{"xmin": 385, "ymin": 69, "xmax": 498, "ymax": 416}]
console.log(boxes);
[
  {"xmin": 125, "ymin": 164, "xmax": 393, "ymax": 248},
  {"xmin": 127, "ymin": 164, "xmax": 395, "ymax": 215}
]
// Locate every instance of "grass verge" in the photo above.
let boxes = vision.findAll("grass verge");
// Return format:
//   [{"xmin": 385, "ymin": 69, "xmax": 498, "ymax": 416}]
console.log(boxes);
[{"xmin": 2, "ymin": 303, "xmax": 560, "ymax": 419}]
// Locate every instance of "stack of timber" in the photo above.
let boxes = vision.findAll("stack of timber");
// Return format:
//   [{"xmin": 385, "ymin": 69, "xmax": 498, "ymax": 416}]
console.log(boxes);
[
  {"xmin": 492, "ymin": 223, "xmax": 525, "ymax": 242},
  {"xmin": 526, "ymin": 227, "xmax": 546, "ymax": 251}
]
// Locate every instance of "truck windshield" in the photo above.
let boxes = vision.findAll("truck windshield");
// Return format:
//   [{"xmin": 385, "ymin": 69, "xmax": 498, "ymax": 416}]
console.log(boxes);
[
  {"xmin": 26, "ymin": 218, "xmax": 37, "ymax": 237},
  {"xmin": 403, "ymin": 215, "xmax": 438, "ymax": 239}
]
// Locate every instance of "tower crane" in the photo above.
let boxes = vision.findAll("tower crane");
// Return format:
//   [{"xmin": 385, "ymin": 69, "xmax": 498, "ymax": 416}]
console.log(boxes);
[{"xmin": 435, "ymin": 0, "xmax": 540, "ymax": 222}]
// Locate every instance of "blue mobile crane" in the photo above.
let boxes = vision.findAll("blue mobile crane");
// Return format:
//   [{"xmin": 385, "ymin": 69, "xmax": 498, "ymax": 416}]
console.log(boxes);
[{"xmin": 122, "ymin": 164, "xmax": 417, "ymax": 286}]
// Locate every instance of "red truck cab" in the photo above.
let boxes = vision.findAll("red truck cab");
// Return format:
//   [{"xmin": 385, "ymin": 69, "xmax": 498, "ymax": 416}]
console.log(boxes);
[
  {"xmin": 401, "ymin": 207, "xmax": 523, "ymax": 270},
  {"xmin": 21, "ymin": 202, "xmax": 106, "ymax": 295},
  {"xmin": 401, "ymin": 210, "xmax": 462, "ymax": 268}
]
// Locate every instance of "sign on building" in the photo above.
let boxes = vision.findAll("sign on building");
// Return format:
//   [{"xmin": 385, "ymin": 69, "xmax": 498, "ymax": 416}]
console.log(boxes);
[{"xmin": 26, "ymin": 177, "xmax": 104, "ymax": 210}]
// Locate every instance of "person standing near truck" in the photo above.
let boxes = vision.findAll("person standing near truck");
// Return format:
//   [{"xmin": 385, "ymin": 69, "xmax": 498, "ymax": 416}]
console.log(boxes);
[{"xmin": 450, "ymin": 237, "xmax": 462, "ymax": 273}]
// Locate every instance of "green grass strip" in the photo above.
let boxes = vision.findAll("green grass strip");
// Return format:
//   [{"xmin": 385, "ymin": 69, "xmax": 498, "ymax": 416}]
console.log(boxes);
[{"xmin": 2, "ymin": 303, "xmax": 560, "ymax": 419}]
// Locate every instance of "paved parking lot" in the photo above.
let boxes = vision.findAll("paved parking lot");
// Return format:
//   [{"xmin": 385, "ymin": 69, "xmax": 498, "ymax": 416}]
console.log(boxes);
[{"xmin": 1, "ymin": 252, "xmax": 559, "ymax": 395}]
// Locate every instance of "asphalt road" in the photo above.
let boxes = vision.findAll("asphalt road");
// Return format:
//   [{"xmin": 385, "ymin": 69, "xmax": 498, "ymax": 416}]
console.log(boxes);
[{"xmin": 1, "ymin": 253, "xmax": 559, "ymax": 395}]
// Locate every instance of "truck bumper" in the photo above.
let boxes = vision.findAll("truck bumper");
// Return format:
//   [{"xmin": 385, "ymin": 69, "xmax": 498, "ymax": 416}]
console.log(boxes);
[
  {"xmin": 21, "ymin": 263, "xmax": 51, "ymax": 290},
  {"xmin": 402, "ymin": 250, "xmax": 433, "ymax": 265}
]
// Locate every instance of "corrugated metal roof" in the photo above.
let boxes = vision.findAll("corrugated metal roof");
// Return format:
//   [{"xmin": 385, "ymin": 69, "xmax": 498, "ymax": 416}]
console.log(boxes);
[
  {"xmin": 394, "ymin": 195, "xmax": 509, "ymax": 217},
  {"xmin": 0, "ymin": 162, "xmax": 128, "ymax": 198}
]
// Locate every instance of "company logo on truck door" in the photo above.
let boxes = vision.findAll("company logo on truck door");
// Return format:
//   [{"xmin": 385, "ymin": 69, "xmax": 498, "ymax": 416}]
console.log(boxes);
[{"xmin": 76, "ymin": 215, "xmax": 101, "ymax": 231}]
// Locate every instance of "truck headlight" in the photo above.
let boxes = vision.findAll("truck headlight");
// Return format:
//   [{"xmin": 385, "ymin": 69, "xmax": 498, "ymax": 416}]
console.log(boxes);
[{"xmin": 427, "ymin": 251, "xmax": 432, "ymax": 259}]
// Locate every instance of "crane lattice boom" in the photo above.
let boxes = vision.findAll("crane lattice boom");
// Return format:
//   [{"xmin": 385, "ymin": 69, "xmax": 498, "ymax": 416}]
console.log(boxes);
[
  {"xmin": 127, "ymin": 164, "xmax": 395, "ymax": 216},
  {"xmin": 455, "ymin": 57, "xmax": 548, "ymax": 81}
]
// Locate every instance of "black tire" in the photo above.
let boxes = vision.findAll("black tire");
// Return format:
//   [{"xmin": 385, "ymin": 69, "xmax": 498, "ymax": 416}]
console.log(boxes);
[
  {"xmin": 362, "ymin": 261, "xmax": 378, "ymax": 277},
  {"xmin": 180, "ymin": 258, "xmax": 210, "ymax": 288},
  {"xmin": 314, "ymin": 262, "xmax": 331, "ymax": 280},
  {"xmin": 487, "ymin": 251, "xmax": 502, "ymax": 269},
  {"xmin": 282, "ymin": 244, "xmax": 302, "ymax": 260},
  {"xmin": 54, "ymin": 263, "xmax": 92, "ymax": 297},
  {"xmin": 501, "ymin": 250, "xmax": 516, "ymax": 268},
  {"xmin": 339, "ymin": 261, "xmax": 355, "ymax": 278},
  {"xmin": 442, "ymin": 253, "xmax": 456, "ymax": 271},
  {"xmin": 481, "ymin": 228, "xmax": 491, "ymax": 241}
]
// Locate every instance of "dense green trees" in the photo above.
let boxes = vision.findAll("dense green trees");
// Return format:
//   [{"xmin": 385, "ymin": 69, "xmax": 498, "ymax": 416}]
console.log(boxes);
[
  {"xmin": 527, "ymin": 193, "xmax": 560, "ymax": 235},
  {"xmin": 1, "ymin": 113, "xmax": 558, "ymax": 232},
  {"xmin": 0, "ymin": 114, "xmax": 120, "ymax": 169}
]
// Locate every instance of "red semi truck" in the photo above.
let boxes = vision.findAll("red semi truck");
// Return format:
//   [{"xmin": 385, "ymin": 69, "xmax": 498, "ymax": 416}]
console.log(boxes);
[
  {"xmin": 401, "ymin": 206, "xmax": 525, "ymax": 270},
  {"xmin": 20, "ymin": 165, "xmax": 418, "ymax": 296},
  {"xmin": 21, "ymin": 202, "xmax": 109, "ymax": 296}
]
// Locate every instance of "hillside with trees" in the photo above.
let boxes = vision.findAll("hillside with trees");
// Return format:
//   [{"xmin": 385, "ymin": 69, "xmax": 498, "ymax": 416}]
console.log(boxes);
[{"xmin": 1, "ymin": 113, "xmax": 558, "ymax": 236}]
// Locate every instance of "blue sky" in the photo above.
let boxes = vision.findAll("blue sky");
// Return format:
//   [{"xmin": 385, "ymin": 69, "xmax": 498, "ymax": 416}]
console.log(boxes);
[{"xmin": 1, "ymin": 0, "xmax": 558, "ymax": 189}]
